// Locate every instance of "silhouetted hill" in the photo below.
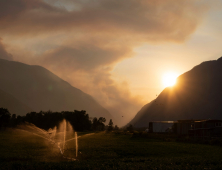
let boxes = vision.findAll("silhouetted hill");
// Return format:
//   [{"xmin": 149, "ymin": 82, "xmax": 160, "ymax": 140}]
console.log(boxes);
[
  {"xmin": 129, "ymin": 57, "xmax": 222, "ymax": 128},
  {"xmin": 0, "ymin": 89, "xmax": 32, "ymax": 115},
  {"xmin": 0, "ymin": 59, "xmax": 114, "ymax": 121}
]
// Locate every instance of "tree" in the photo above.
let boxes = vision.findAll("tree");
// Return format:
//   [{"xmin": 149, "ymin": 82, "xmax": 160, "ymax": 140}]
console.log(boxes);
[
  {"xmin": 92, "ymin": 118, "xmax": 98, "ymax": 130},
  {"xmin": 114, "ymin": 125, "xmax": 119, "ymax": 131},
  {"xmin": 107, "ymin": 119, "xmax": 114, "ymax": 131},
  {"xmin": 0, "ymin": 108, "xmax": 11, "ymax": 129},
  {"xmin": 16, "ymin": 115, "xmax": 24, "ymax": 125},
  {"xmin": 92, "ymin": 117, "xmax": 106, "ymax": 131},
  {"xmin": 98, "ymin": 117, "xmax": 106, "ymax": 131},
  {"xmin": 127, "ymin": 124, "xmax": 134, "ymax": 133},
  {"xmin": 98, "ymin": 117, "xmax": 106, "ymax": 124},
  {"xmin": 10, "ymin": 114, "xmax": 17, "ymax": 127}
]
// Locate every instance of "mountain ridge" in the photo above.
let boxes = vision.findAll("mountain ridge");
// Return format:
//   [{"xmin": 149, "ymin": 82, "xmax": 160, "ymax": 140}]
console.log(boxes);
[
  {"xmin": 0, "ymin": 59, "xmax": 114, "ymax": 122},
  {"xmin": 129, "ymin": 57, "xmax": 222, "ymax": 128}
]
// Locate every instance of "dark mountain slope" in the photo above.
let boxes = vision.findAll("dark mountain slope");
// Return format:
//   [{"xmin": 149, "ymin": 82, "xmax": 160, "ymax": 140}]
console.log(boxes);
[
  {"xmin": 0, "ymin": 59, "xmax": 113, "ymax": 120},
  {"xmin": 128, "ymin": 100, "xmax": 155, "ymax": 127},
  {"xmin": 0, "ymin": 89, "xmax": 32, "ymax": 115},
  {"xmin": 129, "ymin": 57, "xmax": 222, "ymax": 128}
]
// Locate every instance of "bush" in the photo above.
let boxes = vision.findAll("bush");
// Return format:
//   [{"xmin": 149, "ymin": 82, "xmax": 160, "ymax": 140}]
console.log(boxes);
[{"xmin": 126, "ymin": 124, "xmax": 134, "ymax": 133}]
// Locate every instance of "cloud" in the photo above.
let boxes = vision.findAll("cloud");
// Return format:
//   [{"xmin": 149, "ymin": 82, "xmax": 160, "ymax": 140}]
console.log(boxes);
[
  {"xmin": 0, "ymin": 39, "xmax": 13, "ymax": 60},
  {"xmin": 38, "ymin": 39, "xmax": 133, "ymax": 72},
  {"xmin": 46, "ymin": 66, "xmax": 143, "ymax": 126},
  {"xmin": 0, "ymin": 0, "xmax": 210, "ymax": 42},
  {"xmin": 0, "ymin": 0, "xmax": 216, "ymax": 126},
  {"xmin": 35, "ymin": 40, "xmax": 140, "ymax": 125},
  {"xmin": 90, "ymin": 72, "xmax": 143, "ymax": 124},
  {"xmin": 0, "ymin": 0, "xmax": 55, "ymax": 19}
]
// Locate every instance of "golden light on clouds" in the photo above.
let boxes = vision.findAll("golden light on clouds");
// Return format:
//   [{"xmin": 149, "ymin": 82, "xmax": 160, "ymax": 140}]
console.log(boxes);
[
  {"xmin": 162, "ymin": 72, "xmax": 178, "ymax": 87},
  {"xmin": 0, "ymin": 0, "xmax": 219, "ymax": 126}
]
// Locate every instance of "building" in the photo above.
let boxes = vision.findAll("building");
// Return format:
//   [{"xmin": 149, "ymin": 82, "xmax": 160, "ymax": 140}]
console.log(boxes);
[
  {"xmin": 149, "ymin": 119, "xmax": 222, "ymax": 137},
  {"xmin": 174, "ymin": 120, "xmax": 196, "ymax": 135},
  {"xmin": 149, "ymin": 121, "xmax": 176, "ymax": 133},
  {"xmin": 189, "ymin": 120, "xmax": 222, "ymax": 138}
]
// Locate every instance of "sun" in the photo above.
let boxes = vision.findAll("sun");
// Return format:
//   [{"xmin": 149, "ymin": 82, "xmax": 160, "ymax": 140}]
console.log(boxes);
[{"xmin": 162, "ymin": 72, "xmax": 178, "ymax": 87}]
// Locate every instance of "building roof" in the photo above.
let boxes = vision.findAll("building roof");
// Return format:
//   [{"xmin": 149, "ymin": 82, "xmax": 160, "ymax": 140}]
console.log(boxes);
[
  {"xmin": 150, "ymin": 121, "xmax": 177, "ymax": 123},
  {"xmin": 194, "ymin": 120, "xmax": 222, "ymax": 123}
]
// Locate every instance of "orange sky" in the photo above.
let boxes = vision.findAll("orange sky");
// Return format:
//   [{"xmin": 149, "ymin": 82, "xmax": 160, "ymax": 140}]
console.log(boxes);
[{"xmin": 0, "ymin": 0, "xmax": 222, "ymax": 125}]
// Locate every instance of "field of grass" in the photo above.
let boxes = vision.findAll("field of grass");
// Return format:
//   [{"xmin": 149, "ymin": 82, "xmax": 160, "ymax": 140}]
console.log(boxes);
[{"xmin": 1, "ymin": 129, "xmax": 222, "ymax": 169}]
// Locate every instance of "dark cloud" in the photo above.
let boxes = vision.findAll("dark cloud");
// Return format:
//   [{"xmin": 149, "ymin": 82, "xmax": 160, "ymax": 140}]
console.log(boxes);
[
  {"xmin": 0, "ymin": 0, "xmax": 55, "ymax": 18},
  {"xmin": 39, "ymin": 41, "xmax": 132, "ymax": 71},
  {"xmin": 0, "ymin": 0, "xmax": 210, "ymax": 42},
  {"xmin": 0, "ymin": 39, "xmax": 13, "ymax": 60}
]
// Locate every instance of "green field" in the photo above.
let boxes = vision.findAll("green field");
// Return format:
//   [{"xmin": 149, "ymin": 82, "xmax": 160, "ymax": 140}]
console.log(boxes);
[{"xmin": 1, "ymin": 129, "xmax": 222, "ymax": 169}]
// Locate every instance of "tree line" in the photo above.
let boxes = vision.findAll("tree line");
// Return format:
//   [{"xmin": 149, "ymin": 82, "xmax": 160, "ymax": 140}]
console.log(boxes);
[{"xmin": 0, "ymin": 108, "xmax": 119, "ymax": 131}]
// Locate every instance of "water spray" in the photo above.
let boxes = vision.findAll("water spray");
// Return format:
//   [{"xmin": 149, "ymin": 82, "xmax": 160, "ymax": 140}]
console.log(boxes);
[
  {"xmin": 75, "ymin": 132, "xmax": 78, "ymax": 157},
  {"xmin": 16, "ymin": 120, "xmax": 95, "ymax": 161},
  {"xmin": 17, "ymin": 120, "xmax": 77, "ymax": 161},
  {"xmin": 63, "ymin": 119, "xmax": 66, "ymax": 154}
]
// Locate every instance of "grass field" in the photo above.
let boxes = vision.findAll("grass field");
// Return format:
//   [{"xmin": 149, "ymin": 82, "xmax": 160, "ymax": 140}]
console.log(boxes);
[{"xmin": 1, "ymin": 129, "xmax": 222, "ymax": 169}]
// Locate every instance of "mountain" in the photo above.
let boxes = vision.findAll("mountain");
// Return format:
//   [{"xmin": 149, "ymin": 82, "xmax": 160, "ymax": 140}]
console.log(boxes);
[
  {"xmin": 0, "ymin": 89, "xmax": 32, "ymax": 115},
  {"xmin": 0, "ymin": 59, "xmax": 114, "ymax": 121},
  {"xmin": 129, "ymin": 57, "xmax": 222, "ymax": 128}
]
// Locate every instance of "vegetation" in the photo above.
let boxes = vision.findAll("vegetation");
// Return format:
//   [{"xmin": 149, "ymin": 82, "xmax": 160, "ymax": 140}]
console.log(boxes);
[
  {"xmin": 2, "ymin": 107, "xmax": 222, "ymax": 169},
  {"xmin": 1, "ymin": 130, "xmax": 222, "ymax": 169},
  {"xmin": 0, "ymin": 108, "xmax": 11, "ymax": 129},
  {"xmin": 114, "ymin": 125, "xmax": 119, "ymax": 131},
  {"xmin": 126, "ymin": 124, "xmax": 134, "ymax": 133},
  {"xmin": 107, "ymin": 119, "xmax": 114, "ymax": 131},
  {"xmin": 92, "ymin": 117, "xmax": 106, "ymax": 131},
  {"xmin": 0, "ymin": 107, "xmax": 116, "ymax": 132}
]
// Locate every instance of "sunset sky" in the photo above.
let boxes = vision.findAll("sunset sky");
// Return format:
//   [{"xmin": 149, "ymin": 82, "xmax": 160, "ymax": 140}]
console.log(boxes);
[{"xmin": 0, "ymin": 0, "xmax": 222, "ymax": 125}]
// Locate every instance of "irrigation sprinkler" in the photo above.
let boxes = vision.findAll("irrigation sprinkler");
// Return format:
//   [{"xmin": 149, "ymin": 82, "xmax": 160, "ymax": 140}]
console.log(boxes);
[{"xmin": 17, "ymin": 119, "xmax": 78, "ymax": 160}]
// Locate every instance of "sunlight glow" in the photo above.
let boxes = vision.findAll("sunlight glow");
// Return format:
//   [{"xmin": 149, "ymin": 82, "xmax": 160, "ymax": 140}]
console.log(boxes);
[{"xmin": 162, "ymin": 72, "xmax": 178, "ymax": 87}]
